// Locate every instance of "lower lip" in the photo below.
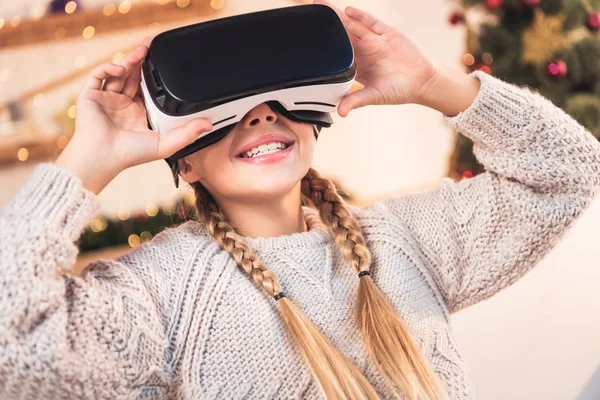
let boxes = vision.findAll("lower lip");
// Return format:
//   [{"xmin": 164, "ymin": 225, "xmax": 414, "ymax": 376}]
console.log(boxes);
[{"xmin": 236, "ymin": 143, "xmax": 294, "ymax": 165}]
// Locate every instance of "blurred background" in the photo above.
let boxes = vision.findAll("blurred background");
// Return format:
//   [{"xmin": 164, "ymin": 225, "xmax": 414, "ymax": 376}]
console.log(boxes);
[{"xmin": 1, "ymin": 0, "xmax": 599, "ymax": 398}]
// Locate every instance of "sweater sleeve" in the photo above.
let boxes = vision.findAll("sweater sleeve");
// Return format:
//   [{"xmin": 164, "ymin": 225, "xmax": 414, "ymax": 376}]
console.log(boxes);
[
  {"xmin": 369, "ymin": 70, "xmax": 600, "ymax": 314},
  {"xmin": 0, "ymin": 163, "xmax": 169, "ymax": 399}
]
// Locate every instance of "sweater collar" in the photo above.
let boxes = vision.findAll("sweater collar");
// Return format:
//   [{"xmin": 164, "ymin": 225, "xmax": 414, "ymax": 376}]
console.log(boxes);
[{"xmin": 241, "ymin": 206, "xmax": 333, "ymax": 252}]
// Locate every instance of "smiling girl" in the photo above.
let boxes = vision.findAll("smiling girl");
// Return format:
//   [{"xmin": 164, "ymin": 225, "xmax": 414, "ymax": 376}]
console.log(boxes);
[{"xmin": 1, "ymin": 1, "xmax": 599, "ymax": 399}]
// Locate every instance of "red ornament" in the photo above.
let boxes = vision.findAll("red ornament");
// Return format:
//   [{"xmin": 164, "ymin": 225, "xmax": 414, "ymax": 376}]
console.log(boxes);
[
  {"xmin": 462, "ymin": 170, "xmax": 474, "ymax": 179},
  {"xmin": 485, "ymin": 0, "xmax": 503, "ymax": 10},
  {"xmin": 449, "ymin": 11, "xmax": 464, "ymax": 25},
  {"xmin": 585, "ymin": 12, "xmax": 600, "ymax": 32},
  {"xmin": 546, "ymin": 59, "xmax": 568, "ymax": 78},
  {"xmin": 522, "ymin": 0, "xmax": 540, "ymax": 6},
  {"xmin": 136, "ymin": 213, "xmax": 148, "ymax": 222},
  {"xmin": 473, "ymin": 63, "xmax": 492, "ymax": 75}
]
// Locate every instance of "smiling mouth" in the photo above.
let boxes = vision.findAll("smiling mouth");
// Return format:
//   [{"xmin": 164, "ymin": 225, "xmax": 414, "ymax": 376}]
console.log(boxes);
[{"xmin": 237, "ymin": 141, "xmax": 292, "ymax": 158}]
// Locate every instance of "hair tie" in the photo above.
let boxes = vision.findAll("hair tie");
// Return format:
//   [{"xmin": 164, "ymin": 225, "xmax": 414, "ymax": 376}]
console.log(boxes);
[
  {"xmin": 358, "ymin": 270, "xmax": 370, "ymax": 278},
  {"xmin": 274, "ymin": 292, "xmax": 286, "ymax": 301}
]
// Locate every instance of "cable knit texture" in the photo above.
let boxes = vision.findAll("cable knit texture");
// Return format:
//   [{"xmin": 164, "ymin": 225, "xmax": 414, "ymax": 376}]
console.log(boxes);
[{"xmin": 1, "ymin": 71, "xmax": 600, "ymax": 399}]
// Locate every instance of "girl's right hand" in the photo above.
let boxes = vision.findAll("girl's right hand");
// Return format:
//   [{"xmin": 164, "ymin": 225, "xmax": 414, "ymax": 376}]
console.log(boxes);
[{"xmin": 55, "ymin": 36, "xmax": 213, "ymax": 195}]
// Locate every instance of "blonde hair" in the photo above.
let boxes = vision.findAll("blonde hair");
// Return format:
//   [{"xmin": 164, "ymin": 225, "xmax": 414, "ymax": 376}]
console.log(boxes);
[{"xmin": 189, "ymin": 167, "xmax": 448, "ymax": 400}]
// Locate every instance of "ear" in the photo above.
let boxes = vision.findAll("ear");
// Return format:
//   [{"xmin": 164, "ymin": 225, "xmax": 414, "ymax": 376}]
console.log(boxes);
[{"xmin": 177, "ymin": 157, "xmax": 202, "ymax": 184}]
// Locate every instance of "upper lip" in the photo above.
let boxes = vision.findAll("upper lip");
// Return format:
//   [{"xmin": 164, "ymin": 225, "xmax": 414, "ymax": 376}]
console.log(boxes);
[{"xmin": 235, "ymin": 133, "xmax": 294, "ymax": 157}]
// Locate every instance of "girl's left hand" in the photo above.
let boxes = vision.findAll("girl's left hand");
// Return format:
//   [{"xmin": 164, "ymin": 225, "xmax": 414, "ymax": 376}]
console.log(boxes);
[{"xmin": 313, "ymin": 0, "xmax": 441, "ymax": 117}]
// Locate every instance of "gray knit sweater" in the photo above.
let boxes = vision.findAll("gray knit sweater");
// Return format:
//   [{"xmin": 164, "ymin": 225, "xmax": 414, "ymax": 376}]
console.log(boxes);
[{"xmin": 1, "ymin": 71, "xmax": 600, "ymax": 400}]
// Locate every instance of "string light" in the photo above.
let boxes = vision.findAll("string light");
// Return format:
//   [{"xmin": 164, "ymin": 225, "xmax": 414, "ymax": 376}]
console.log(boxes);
[
  {"xmin": 146, "ymin": 203, "xmax": 159, "ymax": 217},
  {"xmin": 184, "ymin": 192, "xmax": 196, "ymax": 206},
  {"xmin": 55, "ymin": 27, "xmax": 66, "ymax": 39},
  {"xmin": 103, "ymin": 4, "xmax": 116, "ymax": 16},
  {"xmin": 118, "ymin": 209, "xmax": 130, "ymax": 220},
  {"xmin": 83, "ymin": 26, "xmax": 95, "ymax": 39},
  {"xmin": 0, "ymin": 69, "xmax": 9, "ymax": 82},
  {"xmin": 74, "ymin": 55, "xmax": 87, "ymax": 68},
  {"xmin": 113, "ymin": 52, "xmax": 125, "ymax": 64},
  {"xmin": 482, "ymin": 52, "xmax": 494, "ymax": 65},
  {"xmin": 140, "ymin": 231, "xmax": 152, "ymax": 242},
  {"xmin": 157, "ymin": 0, "xmax": 170, "ymax": 5},
  {"xmin": 65, "ymin": 1, "xmax": 78, "ymax": 14},
  {"xmin": 91, "ymin": 217, "xmax": 108, "ymax": 232},
  {"xmin": 128, "ymin": 234, "xmax": 141, "ymax": 247},
  {"xmin": 57, "ymin": 135, "xmax": 69, "ymax": 149},
  {"xmin": 147, "ymin": 22, "xmax": 160, "ymax": 33},
  {"xmin": 210, "ymin": 0, "xmax": 225, "ymax": 9},
  {"xmin": 33, "ymin": 93, "xmax": 44, "ymax": 107},
  {"xmin": 17, "ymin": 148, "xmax": 28, "ymax": 161},
  {"xmin": 177, "ymin": 0, "xmax": 190, "ymax": 8},
  {"xmin": 462, "ymin": 53, "xmax": 475, "ymax": 66},
  {"xmin": 68, "ymin": 105, "xmax": 76, "ymax": 118},
  {"xmin": 10, "ymin": 16, "xmax": 21, "ymax": 28},
  {"xmin": 118, "ymin": 1, "xmax": 132, "ymax": 14}
]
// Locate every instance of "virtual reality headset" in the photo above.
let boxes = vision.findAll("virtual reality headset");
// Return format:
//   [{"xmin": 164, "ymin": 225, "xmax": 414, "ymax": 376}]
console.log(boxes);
[{"xmin": 139, "ymin": 4, "xmax": 356, "ymax": 187}]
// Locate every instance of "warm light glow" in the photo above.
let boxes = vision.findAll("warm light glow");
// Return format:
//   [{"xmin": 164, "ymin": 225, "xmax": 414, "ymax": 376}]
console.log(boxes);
[
  {"xmin": 83, "ymin": 26, "xmax": 95, "ymax": 39},
  {"xmin": 68, "ymin": 105, "xmax": 76, "ymax": 119},
  {"xmin": 147, "ymin": 22, "xmax": 160, "ymax": 33},
  {"xmin": 91, "ymin": 217, "xmax": 108, "ymax": 232},
  {"xmin": 74, "ymin": 55, "xmax": 87, "ymax": 68},
  {"xmin": 65, "ymin": 1, "xmax": 78, "ymax": 14},
  {"xmin": 128, "ymin": 234, "xmax": 141, "ymax": 247},
  {"xmin": 17, "ymin": 148, "xmax": 28, "ymax": 161},
  {"xmin": 0, "ymin": 19, "xmax": 4, "ymax": 30},
  {"xmin": 103, "ymin": 4, "xmax": 116, "ymax": 16},
  {"xmin": 482, "ymin": 52, "xmax": 494, "ymax": 65},
  {"xmin": 118, "ymin": 1, "xmax": 132, "ymax": 14},
  {"xmin": 55, "ymin": 27, "xmax": 66, "ymax": 39},
  {"xmin": 157, "ymin": 0, "xmax": 170, "ymax": 5},
  {"xmin": 177, "ymin": 0, "xmax": 190, "ymax": 8},
  {"xmin": 33, "ymin": 93, "xmax": 44, "ymax": 107},
  {"xmin": 140, "ymin": 231, "xmax": 152, "ymax": 242},
  {"xmin": 0, "ymin": 69, "xmax": 9, "ymax": 82},
  {"xmin": 10, "ymin": 16, "xmax": 21, "ymax": 27},
  {"xmin": 31, "ymin": 5, "xmax": 46, "ymax": 19},
  {"xmin": 112, "ymin": 52, "xmax": 125, "ymax": 64},
  {"xmin": 462, "ymin": 53, "xmax": 475, "ymax": 66},
  {"xmin": 210, "ymin": 0, "xmax": 225, "ymax": 9},
  {"xmin": 118, "ymin": 209, "xmax": 130, "ymax": 220},
  {"xmin": 146, "ymin": 203, "xmax": 159, "ymax": 217},
  {"xmin": 57, "ymin": 135, "xmax": 69, "ymax": 149}
]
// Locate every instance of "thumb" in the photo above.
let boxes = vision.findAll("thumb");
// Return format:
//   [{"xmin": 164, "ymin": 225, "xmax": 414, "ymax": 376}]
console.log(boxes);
[
  {"xmin": 337, "ymin": 86, "xmax": 382, "ymax": 117},
  {"xmin": 157, "ymin": 119, "xmax": 212, "ymax": 159}
]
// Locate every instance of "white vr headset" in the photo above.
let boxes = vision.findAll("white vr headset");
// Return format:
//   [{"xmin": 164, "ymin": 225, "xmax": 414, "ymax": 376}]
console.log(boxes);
[{"xmin": 139, "ymin": 4, "xmax": 356, "ymax": 186}]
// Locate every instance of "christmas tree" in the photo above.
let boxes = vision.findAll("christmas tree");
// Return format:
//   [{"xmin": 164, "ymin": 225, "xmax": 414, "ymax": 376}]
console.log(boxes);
[{"xmin": 447, "ymin": 0, "xmax": 600, "ymax": 179}]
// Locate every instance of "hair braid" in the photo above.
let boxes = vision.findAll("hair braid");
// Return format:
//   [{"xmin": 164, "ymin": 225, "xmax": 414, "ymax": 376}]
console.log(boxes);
[{"xmin": 301, "ymin": 168, "xmax": 448, "ymax": 400}]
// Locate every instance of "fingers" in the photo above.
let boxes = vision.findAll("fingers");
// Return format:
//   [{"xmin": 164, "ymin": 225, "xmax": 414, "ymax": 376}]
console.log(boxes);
[
  {"xmin": 103, "ymin": 43, "xmax": 149, "ymax": 93},
  {"xmin": 337, "ymin": 86, "xmax": 383, "ymax": 117},
  {"xmin": 156, "ymin": 119, "xmax": 213, "ymax": 159},
  {"xmin": 86, "ymin": 63, "xmax": 126, "ymax": 91},
  {"xmin": 122, "ymin": 36, "xmax": 154, "ymax": 97},
  {"xmin": 345, "ymin": 6, "xmax": 389, "ymax": 36}
]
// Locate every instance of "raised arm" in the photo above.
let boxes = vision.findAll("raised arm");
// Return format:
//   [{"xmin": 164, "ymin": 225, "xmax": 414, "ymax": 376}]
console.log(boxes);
[
  {"xmin": 0, "ymin": 163, "xmax": 173, "ymax": 399},
  {"xmin": 369, "ymin": 70, "xmax": 600, "ymax": 313}
]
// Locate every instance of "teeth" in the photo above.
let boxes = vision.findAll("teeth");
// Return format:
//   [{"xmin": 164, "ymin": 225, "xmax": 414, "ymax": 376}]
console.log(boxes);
[{"xmin": 243, "ymin": 141, "xmax": 288, "ymax": 158}]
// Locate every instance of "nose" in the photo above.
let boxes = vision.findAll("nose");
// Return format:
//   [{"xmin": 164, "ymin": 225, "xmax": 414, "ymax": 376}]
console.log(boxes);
[{"xmin": 240, "ymin": 102, "xmax": 277, "ymax": 129}]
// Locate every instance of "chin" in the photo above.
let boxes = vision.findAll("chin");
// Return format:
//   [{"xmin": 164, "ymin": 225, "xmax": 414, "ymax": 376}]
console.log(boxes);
[{"xmin": 230, "ymin": 167, "xmax": 305, "ymax": 198}]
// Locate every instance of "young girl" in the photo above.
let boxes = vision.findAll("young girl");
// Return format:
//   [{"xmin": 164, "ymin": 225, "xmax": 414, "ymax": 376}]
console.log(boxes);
[{"xmin": 1, "ymin": 1, "xmax": 599, "ymax": 399}]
